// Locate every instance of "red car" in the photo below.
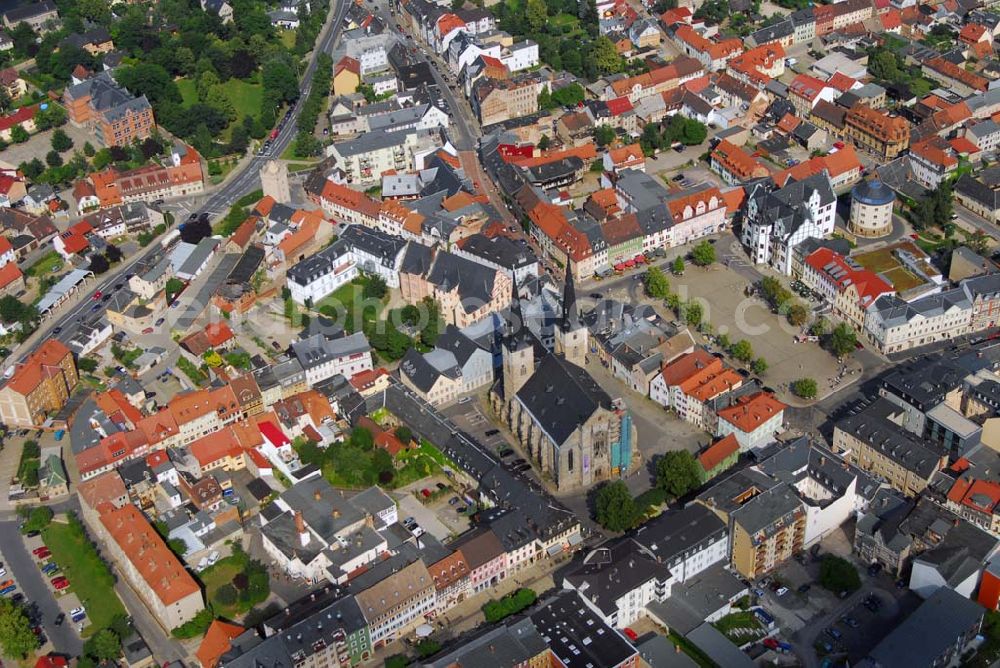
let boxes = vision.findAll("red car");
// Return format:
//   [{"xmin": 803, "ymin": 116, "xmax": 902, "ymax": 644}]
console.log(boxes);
[
  {"xmin": 833, "ymin": 141, "xmax": 845, "ymax": 150},
  {"xmin": 32, "ymin": 546, "xmax": 49, "ymax": 556},
  {"xmin": 623, "ymin": 628, "xmax": 638, "ymax": 641},
  {"xmin": 92, "ymin": 291, "xmax": 102, "ymax": 301},
  {"xmin": 53, "ymin": 579, "xmax": 70, "ymax": 590}
]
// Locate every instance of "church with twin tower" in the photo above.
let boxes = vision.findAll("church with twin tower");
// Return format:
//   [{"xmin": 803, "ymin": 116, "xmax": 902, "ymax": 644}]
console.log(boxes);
[{"xmin": 492, "ymin": 268, "xmax": 636, "ymax": 492}]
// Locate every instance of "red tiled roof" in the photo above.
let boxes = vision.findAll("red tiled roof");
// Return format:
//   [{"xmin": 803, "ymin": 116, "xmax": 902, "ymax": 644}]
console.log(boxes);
[
  {"xmin": 0, "ymin": 105, "xmax": 37, "ymax": 133},
  {"xmin": 698, "ymin": 434, "xmax": 739, "ymax": 472},
  {"xmin": 717, "ymin": 391, "xmax": 786, "ymax": 433},
  {"xmin": 98, "ymin": 504, "xmax": 201, "ymax": 605},
  {"xmin": 196, "ymin": 621, "xmax": 245, "ymax": 668},
  {"xmin": 804, "ymin": 246, "xmax": 893, "ymax": 306},
  {"xmin": 0, "ymin": 261, "xmax": 22, "ymax": 289},
  {"xmin": 606, "ymin": 96, "xmax": 634, "ymax": 116},
  {"xmin": 204, "ymin": 321, "xmax": 234, "ymax": 347},
  {"xmin": 660, "ymin": 349, "xmax": 719, "ymax": 387}
]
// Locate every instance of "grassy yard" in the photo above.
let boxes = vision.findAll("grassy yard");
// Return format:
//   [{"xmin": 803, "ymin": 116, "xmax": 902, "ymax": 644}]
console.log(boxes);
[
  {"xmin": 279, "ymin": 29, "xmax": 297, "ymax": 49},
  {"xmin": 313, "ymin": 281, "xmax": 385, "ymax": 334},
  {"xmin": 199, "ymin": 559, "xmax": 243, "ymax": 616},
  {"xmin": 197, "ymin": 546, "xmax": 270, "ymax": 618},
  {"xmin": 42, "ymin": 518, "xmax": 126, "ymax": 635},
  {"xmin": 853, "ymin": 245, "xmax": 926, "ymax": 292},
  {"xmin": 176, "ymin": 77, "xmax": 264, "ymax": 138},
  {"xmin": 712, "ymin": 610, "xmax": 764, "ymax": 644},
  {"xmin": 25, "ymin": 251, "xmax": 63, "ymax": 278}
]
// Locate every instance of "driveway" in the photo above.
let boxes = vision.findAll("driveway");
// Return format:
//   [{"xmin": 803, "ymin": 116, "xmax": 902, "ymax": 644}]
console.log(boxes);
[{"xmin": 0, "ymin": 519, "xmax": 83, "ymax": 656}]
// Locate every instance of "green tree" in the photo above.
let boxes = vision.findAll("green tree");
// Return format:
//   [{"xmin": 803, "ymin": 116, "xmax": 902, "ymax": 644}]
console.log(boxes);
[
  {"xmin": 19, "ymin": 506, "xmax": 52, "ymax": 533},
  {"xmin": 671, "ymin": 256, "xmax": 685, "ymax": 275},
  {"xmin": 594, "ymin": 124, "xmax": 616, "ymax": 147},
  {"xmin": 791, "ymin": 378, "xmax": 818, "ymax": 399},
  {"xmin": 752, "ymin": 357, "xmax": 768, "ymax": 375},
  {"xmin": 731, "ymin": 339, "xmax": 754, "ymax": 363},
  {"xmin": 9, "ymin": 125, "xmax": 29, "ymax": 143},
  {"xmin": 538, "ymin": 134, "xmax": 551, "ymax": 151},
  {"xmin": 88, "ymin": 629, "xmax": 122, "ymax": 661},
  {"xmin": 787, "ymin": 302, "xmax": 809, "ymax": 327},
  {"xmin": 682, "ymin": 300, "xmax": 703, "ymax": 328},
  {"xmin": 826, "ymin": 323, "xmax": 858, "ymax": 357},
  {"xmin": 51, "ymin": 128, "xmax": 73, "ymax": 152},
  {"xmin": 46, "ymin": 150, "xmax": 63, "ymax": 167},
  {"xmin": 655, "ymin": 450, "xmax": 701, "ymax": 498},
  {"xmin": 363, "ymin": 275, "xmax": 388, "ymax": 300},
  {"xmin": 690, "ymin": 241, "xmax": 716, "ymax": 266},
  {"xmin": 643, "ymin": 266, "xmax": 670, "ymax": 299},
  {"xmin": 594, "ymin": 480, "xmax": 637, "ymax": 531},
  {"xmin": 525, "ymin": 0, "xmax": 548, "ymax": 32},
  {"xmin": 0, "ymin": 599, "xmax": 36, "ymax": 658},
  {"xmin": 591, "ymin": 35, "xmax": 623, "ymax": 74},
  {"xmin": 810, "ymin": 317, "xmax": 830, "ymax": 337},
  {"xmin": 818, "ymin": 555, "xmax": 861, "ymax": 594},
  {"xmin": 78, "ymin": 357, "xmax": 99, "ymax": 373},
  {"xmin": 215, "ymin": 583, "xmax": 238, "ymax": 606}
]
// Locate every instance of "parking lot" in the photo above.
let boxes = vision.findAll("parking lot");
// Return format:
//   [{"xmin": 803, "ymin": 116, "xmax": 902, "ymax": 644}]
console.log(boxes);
[
  {"xmin": 394, "ymin": 474, "xmax": 474, "ymax": 541},
  {"xmin": 747, "ymin": 526, "xmax": 921, "ymax": 664}
]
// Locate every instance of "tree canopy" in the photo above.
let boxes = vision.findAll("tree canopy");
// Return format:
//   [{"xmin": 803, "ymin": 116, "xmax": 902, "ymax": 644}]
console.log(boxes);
[
  {"xmin": 594, "ymin": 481, "xmax": 638, "ymax": 532},
  {"xmin": 655, "ymin": 451, "xmax": 702, "ymax": 498}
]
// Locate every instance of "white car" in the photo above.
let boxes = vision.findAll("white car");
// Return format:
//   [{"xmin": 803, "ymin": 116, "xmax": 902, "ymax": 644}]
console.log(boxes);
[
  {"xmin": 70, "ymin": 607, "xmax": 85, "ymax": 616},
  {"xmin": 207, "ymin": 550, "xmax": 220, "ymax": 566},
  {"xmin": 775, "ymin": 586, "xmax": 789, "ymax": 597},
  {"xmin": 411, "ymin": 525, "xmax": 425, "ymax": 538},
  {"xmin": 0, "ymin": 568, "xmax": 6, "ymax": 578}
]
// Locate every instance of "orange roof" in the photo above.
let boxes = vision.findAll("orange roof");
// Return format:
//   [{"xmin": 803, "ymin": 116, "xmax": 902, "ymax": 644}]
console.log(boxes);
[
  {"xmin": 777, "ymin": 113, "xmax": 801, "ymax": 134},
  {"xmin": 674, "ymin": 25, "xmax": 742, "ymax": 61},
  {"xmin": 711, "ymin": 140, "xmax": 768, "ymax": 180},
  {"xmin": 137, "ymin": 410, "xmax": 179, "ymax": 446},
  {"xmin": 205, "ymin": 321, "xmax": 235, "ymax": 347},
  {"xmin": 609, "ymin": 57, "xmax": 702, "ymax": 97},
  {"xmin": 36, "ymin": 656, "xmax": 68, "ymax": 668},
  {"xmin": 0, "ymin": 261, "xmax": 22, "ymax": 289},
  {"xmin": 349, "ymin": 367, "xmax": 389, "ymax": 390},
  {"xmin": 229, "ymin": 217, "xmax": 257, "ymax": 249},
  {"xmin": 254, "ymin": 195, "xmax": 277, "ymax": 217},
  {"xmin": 77, "ymin": 471, "xmax": 127, "ymax": 511},
  {"xmin": 98, "ymin": 504, "xmax": 201, "ymax": 605},
  {"xmin": 827, "ymin": 72, "xmax": 857, "ymax": 92},
  {"xmin": 925, "ymin": 57, "xmax": 989, "ymax": 92},
  {"xmin": 960, "ymin": 23, "xmax": 989, "ymax": 43},
  {"xmin": 428, "ymin": 550, "xmax": 471, "ymax": 591},
  {"xmin": 819, "ymin": 144, "xmax": 862, "ymax": 177},
  {"xmin": 717, "ymin": 391, "xmax": 787, "ymax": 433},
  {"xmin": 660, "ymin": 349, "xmax": 718, "ymax": 387},
  {"xmin": 910, "ymin": 137, "xmax": 959, "ymax": 169},
  {"xmin": 335, "ymin": 56, "xmax": 360, "ymax": 76},
  {"xmin": 320, "ymin": 180, "xmax": 381, "ymax": 219},
  {"xmin": 94, "ymin": 388, "xmax": 143, "ymax": 426},
  {"xmin": 511, "ymin": 143, "xmax": 598, "ymax": 168},
  {"xmin": 789, "ymin": 74, "xmax": 832, "ymax": 102},
  {"xmin": 686, "ymin": 368, "xmax": 743, "ymax": 402},
  {"xmin": 948, "ymin": 478, "xmax": 1000, "ymax": 513},
  {"xmin": 291, "ymin": 389, "xmax": 335, "ymax": 425},
  {"xmin": 698, "ymin": 434, "xmax": 739, "ymax": 472},
  {"xmin": 196, "ymin": 621, "xmax": 245, "ymax": 668},
  {"xmin": 189, "ymin": 427, "xmax": 244, "ymax": 468},
  {"xmin": 7, "ymin": 339, "xmax": 72, "ymax": 396},
  {"xmin": 721, "ymin": 187, "xmax": 745, "ymax": 212},
  {"xmin": 667, "ymin": 187, "xmax": 724, "ymax": 221},
  {"xmin": 608, "ymin": 143, "xmax": 645, "ymax": 167},
  {"xmin": 278, "ymin": 209, "xmax": 322, "ymax": 258},
  {"xmin": 375, "ymin": 430, "xmax": 407, "ymax": 456},
  {"xmin": 880, "ymin": 9, "xmax": 901, "ymax": 29},
  {"xmin": 949, "ymin": 136, "xmax": 980, "ymax": 155},
  {"xmin": 436, "ymin": 12, "xmax": 465, "ymax": 36}
]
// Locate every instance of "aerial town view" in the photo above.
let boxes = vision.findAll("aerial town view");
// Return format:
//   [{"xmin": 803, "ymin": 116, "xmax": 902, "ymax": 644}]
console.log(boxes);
[{"xmin": 3, "ymin": 0, "xmax": 1000, "ymax": 665}]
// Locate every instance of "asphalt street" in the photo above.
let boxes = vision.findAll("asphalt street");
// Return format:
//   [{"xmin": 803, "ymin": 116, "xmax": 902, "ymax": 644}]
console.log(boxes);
[{"xmin": 0, "ymin": 518, "xmax": 83, "ymax": 657}]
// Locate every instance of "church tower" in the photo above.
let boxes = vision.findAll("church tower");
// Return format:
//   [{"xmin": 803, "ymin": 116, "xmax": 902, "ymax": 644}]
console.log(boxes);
[
  {"xmin": 502, "ymin": 277, "xmax": 534, "ymax": 401},
  {"xmin": 554, "ymin": 265, "xmax": 588, "ymax": 367}
]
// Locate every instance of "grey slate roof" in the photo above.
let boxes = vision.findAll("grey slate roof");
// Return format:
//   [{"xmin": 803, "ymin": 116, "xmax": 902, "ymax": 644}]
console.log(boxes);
[
  {"xmin": 530, "ymin": 591, "xmax": 637, "ymax": 668},
  {"xmin": 515, "ymin": 354, "xmax": 614, "ymax": 446},
  {"xmin": 292, "ymin": 332, "xmax": 371, "ymax": 370},
  {"xmin": 866, "ymin": 587, "xmax": 984, "ymax": 668},
  {"xmin": 564, "ymin": 538, "xmax": 672, "ymax": 616},
  {"xmin": 835, "ymin": 398, "xmax": 947, "ymax": 479}
]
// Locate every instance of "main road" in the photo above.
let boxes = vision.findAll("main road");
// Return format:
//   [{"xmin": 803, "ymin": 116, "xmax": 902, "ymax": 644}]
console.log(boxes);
[{"xmin": 12, "ymin": 0, "xmax": 352, "ymax": 363}]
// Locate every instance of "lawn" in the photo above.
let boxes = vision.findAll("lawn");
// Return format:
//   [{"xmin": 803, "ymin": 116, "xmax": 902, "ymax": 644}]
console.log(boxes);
[
  {"xmin": 25, "ymin": 251, "xmax": 63, "ymax": 277},
  {"xmin": 314, "ymin": 280, "xmax": 385, "ymax": 334},
  {"xmin": 853, "ymin": 245, "xmax": 925, "ymax": 291},
  {"xmin": 712, "ymin": 610, "xmax": 764, "ymax": 644},
  {"xmin": 279, "ymin": 29, "xmax": 297, "ymax": 49},
  {"xmin": 176, "ymin": 77, "xmax": 264, "ymax": 138},
  {"xmin": 42, "ymin": 517, "xmax": 126, "ymax": 635},
  {"xmin": 198, "ymin": 546, "xmax": 270, "ymax": 618}
]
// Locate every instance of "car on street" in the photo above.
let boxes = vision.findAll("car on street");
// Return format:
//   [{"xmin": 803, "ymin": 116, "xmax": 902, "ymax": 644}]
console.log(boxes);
[
  {"xmin": 142, "ymin": 327, "xmax": 154, "ymax": 334},
  {"xmin": 114, "ymin": 283, "xmax": 123, "ymax": 290},
  {"xmin": 484, "ymin": 429, "xmax": 499, "ymax": 436},
  {"xmin": 672, "ymin": 173, "xmax": 685, "ymax": 182},
  {"xmin": 498, "ymin": 449, "xmax": 514, "ymax": 458},
  {"xmin": 867, "ymin": 563, "xmax": 882, "ymax": 576},
  {"xmin": 775, "ymin": 586, "xmax": 789, "ymax": 596},
  {"xmin": 841, "ymin": 615, "xmax": 859, "ymax": 628},
  {"xmin": 155, "ymin": 318, "xmax": 165, "ymax": 326},
  {"xmin": 90, "ymin": 304, "xmax": 100, "ymax": 312},
  {"xmin": 55, "ymin": 613, "xmax": 65, "ymax": 626},
  {"xmin": 402, "ymin": 517, "xmax": 416, "ymax": 526},
  {"xmin": 449, "ymin": 497, "xmax": 460, "ymax": 505},
  {"xmin": 797, "ymin": 584, "xmax": 810, "ymax": 594},
  {"xmin": 52, "ymin": 326, "xmax": 62, "ymax": 335},
  {"xmin": 752, "ymin": 588, "xmax": 765, "ymax": 597},
  {"xmin": 271, "ymin": 341, "xmax": 282, "ymax": 350},
  {"xmin": 92, "ymin": 291, "xmax": 102, "ymax": 301},
  {"xmin": 825, "ymin": 627, "xmax": 842, "ymax": 640},
  {"xmin": 589, "ymin": 292, "xmax": 603, "ymax": 299}
]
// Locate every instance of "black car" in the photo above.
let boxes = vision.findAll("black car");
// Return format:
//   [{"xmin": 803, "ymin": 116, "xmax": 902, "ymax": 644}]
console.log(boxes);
[
  {"xmin": 25, "ymin": 530, "xmax": 40, "ymax": 538},
  {"xmin": 797, "ymin": 584, "xmax": 810, "ymax": 594},
  {"xmin": 271, "ymin": 341, "xmax": 282, "ymax": 350},
  {"xmin": 55, "ymin": 613, "xmax": 65, "ymax": 626},
  {"xmin": 498, "ymin": 449, "xmax": 514, "ymax": 458},
  {"xmin": 484, "ymin": 429, "xmax": 499, "ymax": 437},
  {"xmin": 672, "ymin": 173, "xmax": 685, "ymax": 182},
  {"xmin": 589, "ymin": 292, "xmax": 603, "ymax": 299},
  {"xmin": 867, "ymin": 563, "xmax": 882, "ymax": 576},
  {"xmin": 513, "ymin": 463, "xmax": 531, "ymax": 473},
  {"xmin": 11, "ymin": 593, "xmax": 23, "ymax": 603},
  {"xmin": 52, "ymin": 326, "xmax": 62, "ymax": 335},
  {"xmin": 511, "ymin": 458, "xmax": 526, "ymax": 466}
]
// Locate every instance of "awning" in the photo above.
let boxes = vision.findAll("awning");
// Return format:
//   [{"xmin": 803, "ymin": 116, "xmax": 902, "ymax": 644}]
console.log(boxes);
[{"xmin": 624, "ymin": 260, "xmax": 635, "ymax": 268}]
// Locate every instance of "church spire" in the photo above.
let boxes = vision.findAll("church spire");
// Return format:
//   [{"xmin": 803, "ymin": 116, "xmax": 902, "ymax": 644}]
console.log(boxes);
[
  {"xmin": 560, "ymin": 264, "xmax": 580, "ymax": 332},
  {"xmin": 506, "ymin": 273, "xmax": 526, "ymax": 346}
]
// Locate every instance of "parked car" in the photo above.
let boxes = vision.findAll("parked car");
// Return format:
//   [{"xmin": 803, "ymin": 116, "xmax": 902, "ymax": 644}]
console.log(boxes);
[
  {"xmin": 155, "ymin": 318, "xmax": 165, "ymax": 326},
  {"xmin": 411, "ymin": 525, "xmax": 425, "ymax": 538},
  {"xmin": 825, "ymin": 627, "xmax": 842, "ymax": 640},
  {"xmin": 797, "ymin": 584, "xmax": 810, "ymax": 594},
  {"xmin": 142, "ymin": 327, "xmax": 154, "ymax": 334},
  {"xmin": 449, "ymin": 497, "xmax": 460, "ymax": 506},
  {"xmin": 31, "ymin": 547, "xmax": 49, "ymax": 557},
  {"xmin": 403, "ymin": 517, "xmax": 416, "ymax": 526},
  {"xmin": 457, "ymin": 396, "xmax": 472, "ymax": 404},
  {"xmin": 841, "ymin": 615, "xmax": 859, "ymax": 628},
  {"xmin": 484, "ymin": 429, "xmax": 499, "ymax": 437},
  {"xmin": 775, "ymin": 586, "xmax": 789, "ymax": 597},
  {"xmin": 867, "ymin": 563, "xmax": 882, "ymax": 576},
  {"xmin": 53, "ymin": 579, "xmax": 70, "ymax": 590},
  {"xmin": 92, "ymin": 291, "xmax": 102, "ymax": 301}
]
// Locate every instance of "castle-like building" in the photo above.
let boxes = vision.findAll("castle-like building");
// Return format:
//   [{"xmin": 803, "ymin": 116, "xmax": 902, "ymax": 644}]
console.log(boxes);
[{"xmin": 492, "ymin": 269, "xmax": 636, "ymax": 492}]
